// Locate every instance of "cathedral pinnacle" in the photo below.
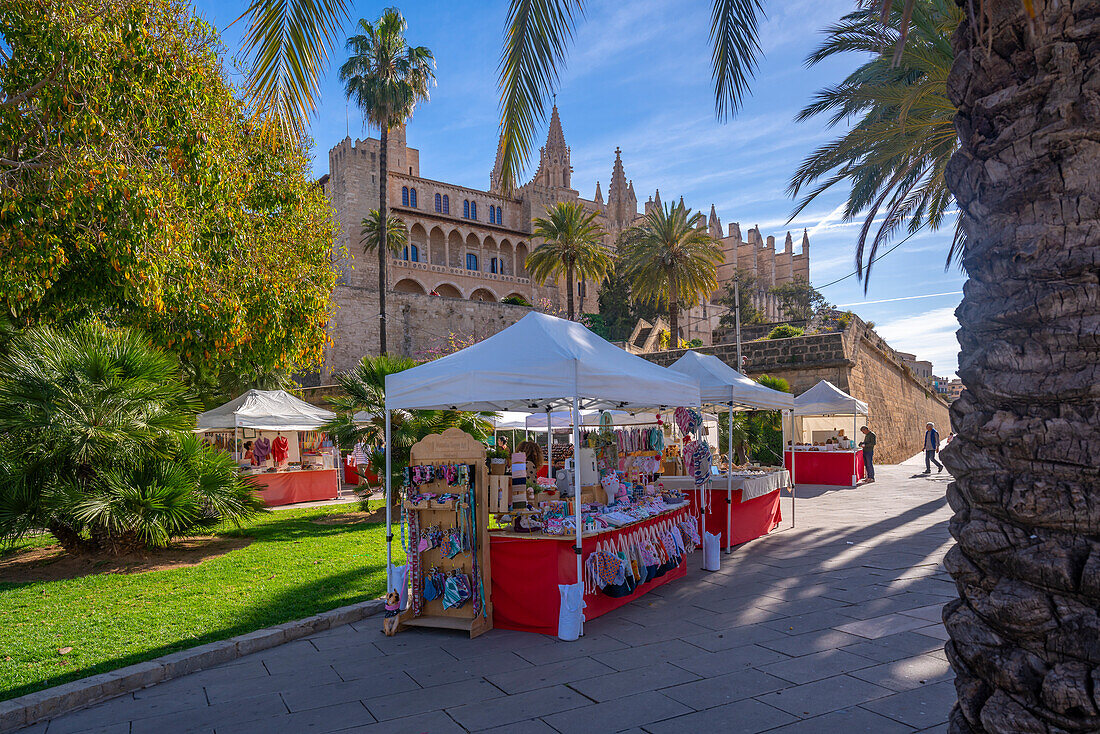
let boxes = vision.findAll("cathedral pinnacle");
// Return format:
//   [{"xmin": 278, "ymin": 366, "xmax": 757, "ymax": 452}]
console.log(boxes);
[
  {"xmin": 546, "ymin": 104, "xmax": 567, "ymax": 153},
  {"xmin": 594, "ymin": 180, "xmax": 603, "ymax": 204}
]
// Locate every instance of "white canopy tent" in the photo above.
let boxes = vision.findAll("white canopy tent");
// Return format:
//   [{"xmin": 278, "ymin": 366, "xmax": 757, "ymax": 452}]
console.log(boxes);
[
  {"xmin": 383, "ymin": 311, "xmax": 702, "ymax": 630},
  {"xmin": 668, "ymin": 351, "xmax": 796, "ymax": 548},
  {"xmin": 793, "ymin": 380, "xmax": 869, "ymax": 487},
  {"xmin": 197, "ymin": 389, "xmax": 335, "ymax": 432}
]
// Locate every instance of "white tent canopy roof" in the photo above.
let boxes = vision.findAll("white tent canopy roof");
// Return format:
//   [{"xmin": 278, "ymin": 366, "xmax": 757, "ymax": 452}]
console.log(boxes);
[
  {"xmin": 385, "ymin": 312, "xmax": 702, "ymax": 412},
  {"xmin": 198, "ymin": 389, "xmax": 336, "ymax": 432},
  {"xmin": 668, "ymin": 351, "xmax": 794, "ymax": 411},
  {"xmin": 580, "ymin": 410, "xmax": 717, "ymax": 426},
  {"xmin": 493, "ymin": 411, "xmax": 531, "ymax": 429},
  {"xmin": 794, "ymin": 380, "xmax": 868, "ymax": 416}
]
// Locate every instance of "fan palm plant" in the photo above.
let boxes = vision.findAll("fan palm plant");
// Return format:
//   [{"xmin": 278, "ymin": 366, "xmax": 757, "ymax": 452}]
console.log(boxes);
[
  {"xmin": 526, "ymin": 201, "xmax": 613, "ymax": 320},
  {"xmin": 323, "ymin": 354, "xmax": 495, "ymax": 509},
  {"xmin": 339, "ymin": 9, "xmax": 434, "ymax": 355},
  {"xmin": 361, "ymin": 209, "xmax": 409, "ymax": 257},
  {"xmin": 0, "ymin": 322, "xmax": 263, "ymax": 556},
  {"xmin": 788, "ymin": 0, "xmax": 961, "ymax": 283},
  {"xmin": 618, "ymin": 202, "xmax": 723, "ymax": 342}
]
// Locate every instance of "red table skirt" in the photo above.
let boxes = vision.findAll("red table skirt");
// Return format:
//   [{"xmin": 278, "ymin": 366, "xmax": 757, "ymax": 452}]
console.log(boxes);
[
  {"xmin": 785, "ymin": 450, "xmax": 865, "ymax": 486},
  {"xmin": 684, "ymin": 487, "xmax": 783, "ymax": 550},
  {"xmin": 247, "ymin": 469, "xmax": 339, "ymax": 506},
  {"xmin": 490, "ymin": 507, "xmax": 689, "ymax": 636}
]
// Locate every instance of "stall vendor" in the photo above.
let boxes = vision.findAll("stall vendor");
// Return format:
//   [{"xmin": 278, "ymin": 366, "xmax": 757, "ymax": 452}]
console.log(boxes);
[{"xmin": 517, "ymin": 440, "xmax": 549, "ymax": 479}]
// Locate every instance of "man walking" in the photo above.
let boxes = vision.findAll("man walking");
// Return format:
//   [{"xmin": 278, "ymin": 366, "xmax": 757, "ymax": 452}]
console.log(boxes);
[
  {"xmin": 924, "ymin": 422, "xmax": 943, "ymax": 473},
  {"xmin": 859, "ymin": 426, "xmax": 876, "ymax": 482}
]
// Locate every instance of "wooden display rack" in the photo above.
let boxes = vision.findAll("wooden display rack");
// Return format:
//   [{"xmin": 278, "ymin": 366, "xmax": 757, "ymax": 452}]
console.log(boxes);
[{"xmin": 398, "ymin": 428, "xmax": 493, "ymax": 638}]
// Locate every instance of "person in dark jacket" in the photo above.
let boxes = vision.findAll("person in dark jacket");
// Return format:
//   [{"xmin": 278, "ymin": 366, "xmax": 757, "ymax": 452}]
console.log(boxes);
[
  {"xmin": 924, "ymin": 422, "xmax": 943, "ymax": 473},
  {"xmin": 859, "ymin": 426, "xmax": 876, "ymax": 482}
]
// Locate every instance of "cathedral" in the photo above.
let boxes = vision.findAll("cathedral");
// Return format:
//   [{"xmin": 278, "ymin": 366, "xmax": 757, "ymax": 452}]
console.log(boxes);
[{"xmin": 318, "ymin": 108, "xmax": 810, "ymax": 376}]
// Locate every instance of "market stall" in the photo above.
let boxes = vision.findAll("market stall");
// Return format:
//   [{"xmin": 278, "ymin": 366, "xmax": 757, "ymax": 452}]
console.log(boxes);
[
  {"xmin": 787, "ymin": 380, "xmax": 869, "ymax": 487},
  {"xmin": 667, "ymin": 351, "xmax": 795, "ymax": 550},
  {"xmin": 383, "ymin": 311, "xmax": 702, "ymax": 638},
  {"xmin": 197, "ymin": 390, "xmax": 340, "ymax": 506}
]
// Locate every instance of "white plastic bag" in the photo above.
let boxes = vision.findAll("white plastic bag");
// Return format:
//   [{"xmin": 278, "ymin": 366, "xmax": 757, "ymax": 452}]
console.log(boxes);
[
  {"xmin": 557, "ymin": 583, "xmax": 586, "ymax": 641},
  {"xmin": 387, "ymin": 563, "xmax": 408, "ymax": 609},
  {"xmin": 702, "ymin": 531, "xmax": 721, "ymax": 572}
]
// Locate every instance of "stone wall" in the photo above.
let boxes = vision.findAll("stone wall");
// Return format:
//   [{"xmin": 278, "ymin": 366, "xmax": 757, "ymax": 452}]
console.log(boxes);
[
  {"xmin": 645, "ymin": 317, "xmax": 950, "ymax": 464},
  {"xmin": 323, "ymin": 286, "xmax": 534, "ymax": 377}
]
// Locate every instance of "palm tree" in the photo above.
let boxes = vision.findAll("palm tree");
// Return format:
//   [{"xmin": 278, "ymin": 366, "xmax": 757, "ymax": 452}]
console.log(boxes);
[
  {"xmin": 618, "ymin": 202, "xmax": 723, "ymax": 343},
  {"xmin": 323, "ymin": 354, "xmax": 495, "ymax": 509},
  {"xmin": 526, "ymin": 202, "xmax": 613, "ymax": 320},
  {"xmin": 339, "ymin": 9, "xmax": 434, "ymax": 356},
  {"xmin": 936, "ymin": 6, "xmax": 1100, "ymax": 733},
  {"xmin": 0, "ymin": 322, "xmax": 263, "ymax": 556},
  {"xmin": 788, "ymin": 0, "xmax": 961, "ymax": 282},
  {"xmin": 361, "ymin": 209, "xmax": 409, "ymax": 258}
]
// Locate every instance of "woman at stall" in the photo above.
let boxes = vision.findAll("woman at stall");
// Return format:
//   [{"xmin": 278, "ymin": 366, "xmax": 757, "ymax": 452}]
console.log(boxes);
[{"xmin": 517, "ymin": 440, "xmax": 548, "ymax": 479}]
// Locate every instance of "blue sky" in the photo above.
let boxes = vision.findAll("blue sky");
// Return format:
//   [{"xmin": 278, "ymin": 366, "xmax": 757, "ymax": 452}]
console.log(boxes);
[{"xmin": 195, "ymin": 0, "xmax": 965, "ymax": 376}]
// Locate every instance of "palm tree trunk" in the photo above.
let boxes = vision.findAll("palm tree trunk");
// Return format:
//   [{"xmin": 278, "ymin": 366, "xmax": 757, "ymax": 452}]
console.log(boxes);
[
  {"xmin": 378, "ymin": 126, "xmax": 389, "ymax": 356},
  {"xmin": 941, "ymin": 4, "xmax": 1100, "ymax": 733},
  {"xmin": 566, "ymin": 264, "xmax": 575, "ymax": 320},
  {"xmin": 668, "ymin": 279, "xmax": 679, "ymax": 347}
]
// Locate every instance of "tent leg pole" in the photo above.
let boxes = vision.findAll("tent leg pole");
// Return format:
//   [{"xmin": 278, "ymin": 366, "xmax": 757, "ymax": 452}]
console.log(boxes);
[
  {"xmin": 853, "ymin": 413, "xmax": 858, "ymax": 486},
  {"xmin": 726, "ymin": 403, "xmax": 732, "ymax": 554},
  {"xmin": 790, "ymin": 411, "xmax": 796, "ymax": 529},
  {"xmin": 384, "ymin": 405, "xmax": 393, "ymax": 592},
  {"xmin": 571, "ymin": 396, "xmax": 583, "ymax": 639}
]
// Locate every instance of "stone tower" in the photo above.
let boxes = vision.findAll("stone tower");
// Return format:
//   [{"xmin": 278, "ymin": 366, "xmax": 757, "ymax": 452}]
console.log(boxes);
[
  {"xmin": 527, "ymin": 105, "xmax": 572, "ymax": 190},
  {"xmin": 605, "ymin": 148, "xmax": 637, "ymax": 232}
]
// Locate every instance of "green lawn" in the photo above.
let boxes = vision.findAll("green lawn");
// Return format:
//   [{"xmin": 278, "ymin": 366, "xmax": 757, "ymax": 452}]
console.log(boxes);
[{"xmin": 0, "ymin": 503, "xmax": 402, "ymax": 701}]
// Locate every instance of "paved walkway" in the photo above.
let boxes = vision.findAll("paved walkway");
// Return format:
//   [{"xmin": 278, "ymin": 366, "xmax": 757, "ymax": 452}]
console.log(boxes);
[{"xmin": 32, "ymin": 462, "xmax": 957, "ymax": 733}]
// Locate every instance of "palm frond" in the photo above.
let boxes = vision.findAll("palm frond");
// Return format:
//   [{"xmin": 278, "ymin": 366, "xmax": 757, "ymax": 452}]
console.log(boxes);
[
  {"xmin": 496, "ymin": 0, "xmax": 583, "ymax": 194},
  {"xmin": 361, "ymin": 210, "xmax": 408, "ymax": 254},
  {"xmin": 789, "ymin": 0, "xmax": 964, "ymax": 287},
  {"xmin": 239, "ymin": 0, "xmax": 351, "ymax": 138},
  {"xmin": 710, "ymin": 0, "xmax": 766, "ymax": 121}
]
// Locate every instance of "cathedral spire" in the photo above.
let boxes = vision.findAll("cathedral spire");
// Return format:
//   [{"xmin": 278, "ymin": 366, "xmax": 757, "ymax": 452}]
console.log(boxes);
[
  {"xmin": 653, "ymin": 188, "xmax": 662, "ymax": 208},
  {"xmin": 708, "ymin": 204, "xmax": 721, "ymax": 238},
  {"xmin": 784, "ymin": 231, "xmax": 794, "ymax": 252},
  {"xmin": 802, "ymin": 228, "xmax": 810, "ymax": 255},
  {"xmin": 545, "ymin": 104, "xmax": 567, "ymax": 153},
  {"xmin": 594, "ymin": 180, "xmax": 603, "ymax": 204},
  {"xmin": 489, "ymin": 133, "xmax": 506, "ymax": 193}
]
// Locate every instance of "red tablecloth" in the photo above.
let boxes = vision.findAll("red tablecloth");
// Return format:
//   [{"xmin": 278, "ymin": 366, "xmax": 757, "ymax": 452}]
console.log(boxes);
[
  {"xmin": 784, "ymin": 450, "xmax": 865, "ymax": 486},
  {"xmin": 684, "ymin": 486, "xmax": 783, "ymax": 550},
  {"xmin": 247, "ymin": 469, "xmax": 340, "ymax": 506},
  {"xmin": 490, "ymin": 506, "xmax": 689, "ymax": 636}
]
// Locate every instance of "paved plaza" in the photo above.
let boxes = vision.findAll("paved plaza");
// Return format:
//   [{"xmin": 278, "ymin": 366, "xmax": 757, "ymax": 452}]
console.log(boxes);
[{"xmin": 32, "ymin": 459, "xmax": 957, "ymax": 733}]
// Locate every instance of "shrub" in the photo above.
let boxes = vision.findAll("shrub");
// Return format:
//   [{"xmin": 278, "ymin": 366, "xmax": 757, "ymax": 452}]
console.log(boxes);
[
  {"xmin": 766, "ymin": 324, "xmax": 805, "ymax": 340},
  {"xmin": 0, "ymin": 322, "xmax": 263, "ymax": 556},
  {"xmin": 502, "ymin": 295, "xmax": 532, "ymax": 307}
]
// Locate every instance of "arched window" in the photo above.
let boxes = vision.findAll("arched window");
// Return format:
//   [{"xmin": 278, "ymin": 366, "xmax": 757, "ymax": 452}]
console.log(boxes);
[
  {"xmin": 401, "ymin": 187, "xmax": 409, "ymax": 206},
  {"xmin": 466, "ymin": 253, "xmax": 478, "ymax": 271},
  {"xmin": 491, "ymin": 205, "xmax": 499, "ymax": 224},
  {"xmin": 463, "ymin": 200, "xmax": 470, "ymax": 218},
  {"xmin": 410, "ymin": 244, "xmax": 419, "ymax": 262},
  {"xmin": 470, "ymin": 202, "xmax": 478, "ymax": 220},
  {"xmin": 434, "ymin": 193, "xmax": 442, "ymax": 212},
  {"xmin": 442, "ymin": 195, "xmax": 450, "ymax": 214},
  {"xmin": 410, "ymin": 188, "xmax": 417, "ymax": 208}
]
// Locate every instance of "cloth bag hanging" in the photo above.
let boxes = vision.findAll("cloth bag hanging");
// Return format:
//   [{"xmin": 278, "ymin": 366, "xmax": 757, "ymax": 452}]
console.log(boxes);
[
  {"xmin": 387, "ymin": 563, "xmax": 408, "ymax": 609},
  {"xmin": 558, "ymin": 583, "xmax": 586, "ymax": 641}
]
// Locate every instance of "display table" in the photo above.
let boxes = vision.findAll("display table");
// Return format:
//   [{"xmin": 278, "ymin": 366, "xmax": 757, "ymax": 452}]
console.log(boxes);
[
  {"xmin": 490, "ymin": 506, "xmax": 689, "ymax": 635},
  {"xmin": 785, "ymin": 450, "xmax": 865, "ymax": 486},
  {"xmin": 663, "ymin": 472, "xmax": 786, "ymax": 549},
  {"xmin": 245, "ymin": 468, "xmax": 339, "ymax": 506}
]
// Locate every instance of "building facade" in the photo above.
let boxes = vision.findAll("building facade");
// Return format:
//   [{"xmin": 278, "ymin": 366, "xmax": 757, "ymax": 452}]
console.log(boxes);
[{"xmin": 319, "ymin": 109, "xmax": 811, "ymax": 375}]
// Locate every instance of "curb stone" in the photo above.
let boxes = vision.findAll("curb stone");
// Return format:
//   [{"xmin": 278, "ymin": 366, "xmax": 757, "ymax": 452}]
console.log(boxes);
[{"xmin": 1, "ymin": 597, "xmax": 384, "ymax": 733}]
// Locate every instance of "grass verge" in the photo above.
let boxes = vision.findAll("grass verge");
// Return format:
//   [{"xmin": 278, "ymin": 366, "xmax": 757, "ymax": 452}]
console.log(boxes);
[{"xmin": 0, "ymin": 502, "xmax": 402, "ymax": 701}]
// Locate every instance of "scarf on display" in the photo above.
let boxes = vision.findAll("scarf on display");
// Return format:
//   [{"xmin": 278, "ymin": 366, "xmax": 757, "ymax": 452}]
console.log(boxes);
[
  {"xmin": 584, "ymin": 515, "xmax": 688, "ymax": 596},
  {"xmin": 270, "ymin": 435, "xmax": 289, "ymax": 463},
  {"xmin": 251, "ymin": 437, "xmax": 271, "ymax": 464}
]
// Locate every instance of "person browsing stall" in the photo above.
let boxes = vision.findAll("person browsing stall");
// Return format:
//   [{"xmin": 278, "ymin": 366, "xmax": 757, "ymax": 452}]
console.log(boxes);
[
  {"xmin": 517, "ymin": 440, "xmax": 549, "ymax": 479},
  {"xmin": 859, "ymin": 426, "xmax": 876, "ymax": 482}
]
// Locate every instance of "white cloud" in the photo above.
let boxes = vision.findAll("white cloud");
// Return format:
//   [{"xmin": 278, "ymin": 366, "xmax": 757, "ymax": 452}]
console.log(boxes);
[{"xmin": 875, "ymin": 306, "xmax": 961, "ymax": 376}]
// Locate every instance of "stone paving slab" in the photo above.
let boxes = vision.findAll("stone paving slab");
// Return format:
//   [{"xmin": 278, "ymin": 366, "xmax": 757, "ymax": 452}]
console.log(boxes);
[{"xmin": 27, "ymin": 463, "xmax": 957, "ymax": 733}]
